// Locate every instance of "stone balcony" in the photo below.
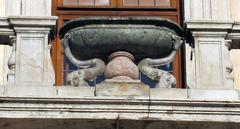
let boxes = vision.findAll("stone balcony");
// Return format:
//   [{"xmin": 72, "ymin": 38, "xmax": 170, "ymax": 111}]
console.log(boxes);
[
  {"xmin": 0, "ymin": 85, "xmax": 240, "ymax": 129},
  {"xmin": 1, "ymin": 17, "xmax": 240, "ymax": 129}
]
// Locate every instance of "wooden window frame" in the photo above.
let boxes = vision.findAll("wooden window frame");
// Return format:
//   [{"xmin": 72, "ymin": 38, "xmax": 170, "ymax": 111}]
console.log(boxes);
[
  {"xmin": 52, "ymin": 0, "xmax": 184, "ymax": 88},
  {"xmin": 57, "ymin": 0, "xmax": 177, "ymax": 9},
  {"xmin": 117, "ymin": 0, "xmax": 177, "ymax": 9},
  {"xmin": 57, "ymin": 0, "xmax": 117, "ymax": 8}
]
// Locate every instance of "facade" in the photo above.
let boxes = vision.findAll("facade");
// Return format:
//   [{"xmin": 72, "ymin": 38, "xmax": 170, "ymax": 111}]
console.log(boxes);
[{"xmin": 0, "ymin": 0, "xmax": 240, "ymax": 129}]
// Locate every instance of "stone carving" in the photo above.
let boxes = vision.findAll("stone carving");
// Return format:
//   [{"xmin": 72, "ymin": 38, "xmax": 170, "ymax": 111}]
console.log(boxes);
[
  {"xmin": 138, "ymin": 60, "xmax": 176, "ymax": 88},
  {"xmin": 225, "ymin": 40, "xmax": 233, "ymax": 74},
  {"xmin": 66, "ymin": 58, "xmax": 105, "ymax": 86},
  {"xmin": 47, "ymin": 44, "xmax": 55, "ymax": 85},
  {"xmin": 7, "ymin": 36, "xmax": 16, "ymax": 84},
  {"xmin": 225, "ymin": 39, "xmax": 234, "ymax": 87},
  {"xmin": 60, "ymin": 17, "xmax": 183, "ymax": 87},
  {"xmin": 104, "ymin": 51, "xmax": 139, "ymax": 80},
  {"xmin": 62, "ymin": 35, "xmax": 105, "ymax": 86},
  {"xmin": 138, "ymin": 35, "xmax": 183, "ymax": 88}
]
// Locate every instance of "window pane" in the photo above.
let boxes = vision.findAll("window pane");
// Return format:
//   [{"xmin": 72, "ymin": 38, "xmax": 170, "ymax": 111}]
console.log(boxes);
[
  {"xmin": 139, "ymin": 0, "xmax": 154, "ymax": 6},
  {"xmin": 63, "ymin": 0, "xmax": 78, "ymax": 5},
  {"xmin": 79, "ymin": 0, "xmax": 94, "ymax": 5},
  {"xmin": 95, "ymin": 0, "xmax": 110, "ymax": 5},
  {"xmin": 155, "ymin": 0, "xmax": 170, "ymax": 6},
  {"xmin": 123, "ymin": 0, "xmax": 138, "ymax": 6}
]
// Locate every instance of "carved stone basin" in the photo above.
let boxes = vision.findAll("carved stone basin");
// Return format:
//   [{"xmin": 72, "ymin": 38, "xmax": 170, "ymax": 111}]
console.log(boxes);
[
  {"xmin": 60, "ymin": 17, "xmax": 184, "ymax": 88},
  {"xmin": 59, "ymin": 17, "xmax": 183, "ymax": 62}
]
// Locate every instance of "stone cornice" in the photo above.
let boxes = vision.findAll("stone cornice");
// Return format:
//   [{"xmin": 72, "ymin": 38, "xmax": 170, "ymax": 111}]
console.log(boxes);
[
  {"xmin": 185, "ymin": 20, "xmax": 234, "ymax": 31},
  {"xmin": 8, "ymin": 16, "xmax": 58, "ymax": 28},
  {"xmin": 0, "ymin": 96, "xmax": 240, "ymax": 123},
  {"xmin": 0, "ymin": 17, "xmax": 14, "ymax": 35},
  {"xmin": 185, "ymin": 20, "xmax": 240, "ymax": 49},
  {"xmin": 0, "ymin": 17, "xmax": 10, "ymax": 27},
  {"xmin": 228, "ymin": 22, "xmax": 240, "ymax": 40}
]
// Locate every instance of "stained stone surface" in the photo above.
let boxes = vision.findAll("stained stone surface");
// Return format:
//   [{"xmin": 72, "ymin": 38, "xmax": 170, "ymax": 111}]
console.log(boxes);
[
  {"xmin": 150, "ymin": 88, "xmax": 188, "ymax": 100},
  {"xmin": 95, "ymin": 80, "xmax": 150, "ymax": 96},
  {"xmin": 57, "ymin": 86, "xmax": 95, "ymax": 98}
]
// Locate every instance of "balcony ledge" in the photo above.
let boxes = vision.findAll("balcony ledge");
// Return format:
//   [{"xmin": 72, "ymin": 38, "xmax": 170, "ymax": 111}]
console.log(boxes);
[{"xmin": 0, "ymin": 85, "xmax": 240, "ymax": 129}]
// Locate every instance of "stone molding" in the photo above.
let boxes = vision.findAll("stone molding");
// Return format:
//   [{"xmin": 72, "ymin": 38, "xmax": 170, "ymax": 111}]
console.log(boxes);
[
  {"xmin": 8, "ymin": 16, "xmax": 58, "ymax": 28},
  {"xmin": 0, "ymin": 18, "xmax": 10, "ymax": 27},
  {"xmin": 0, "ymin": 85, "xmax": 239, "ymax": 100},
  {"xmin": 0, "ymin": 86, "xmax": 240, "ymax": 124},
  {"xmin": 186, "ymin": 20, "xmax": 234, "ymax": 31},
  {"xmin": 0, "ymin": 17, "xmax": 14, "ymax": 44},
  {"xmin": 229, "ymin": 22, "xmax": 240, "ymax": 40}
]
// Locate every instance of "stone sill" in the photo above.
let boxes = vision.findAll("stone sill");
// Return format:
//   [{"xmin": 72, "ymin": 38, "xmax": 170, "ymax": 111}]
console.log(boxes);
[{"xmin": 0, "ymin": 85, "xmax": 239, "ymax": 100}]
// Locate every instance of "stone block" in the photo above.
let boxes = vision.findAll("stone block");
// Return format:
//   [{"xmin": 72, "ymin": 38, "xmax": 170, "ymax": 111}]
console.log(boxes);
[
  {"xmin": 57, "ymin": 86, "xmax": 95, "ymax": 98},
  {"xmin": 6, "ymin": 85, "xmax": 57, "ymax": 98},
  {"xmin": 189, "ymin": 89, "xmax": 239, "ymax": 100},
  {"xmin": 150, "ymin": 88, "xmax": 188, "ymax": 100},
  {"xmin": 96, "ymin": 80, "xmax": 150, "ymax": 97}
]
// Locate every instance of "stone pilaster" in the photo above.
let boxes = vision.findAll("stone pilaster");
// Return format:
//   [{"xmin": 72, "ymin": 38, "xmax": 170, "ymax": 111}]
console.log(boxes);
[
  {"xmin": 186, "ymin": 20, "xmax": 234, "ymax": 89},
  {"xmin": 8, "ymin": 16, "xmax": 57, "ymax": 86}
]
